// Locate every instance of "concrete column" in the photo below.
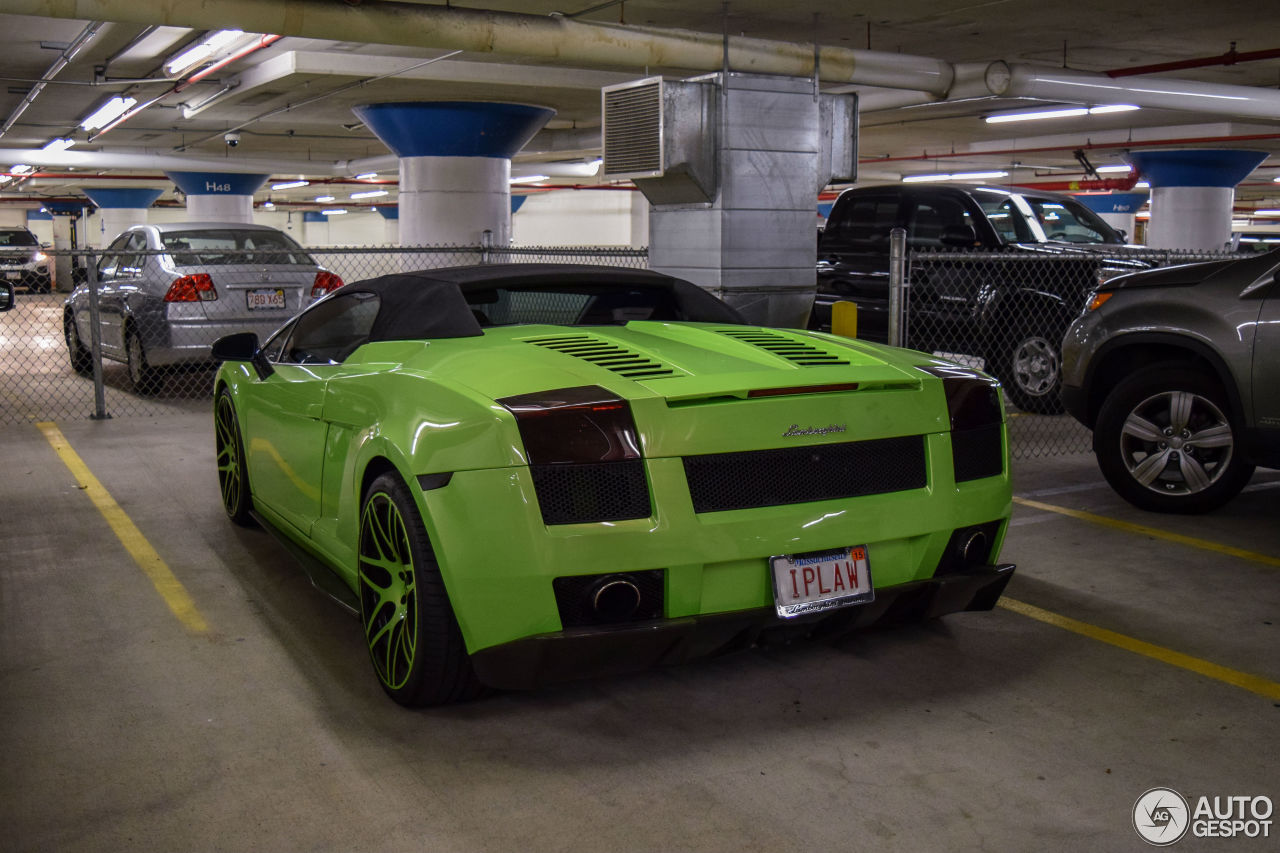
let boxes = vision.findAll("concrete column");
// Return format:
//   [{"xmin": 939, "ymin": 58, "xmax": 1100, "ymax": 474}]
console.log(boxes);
[
  {"xmin": 81, "ymin": 187, "xmax": 162, "ymax": 246},
  {"xmin": 1071, "ymin": 192, "xmax": 1148, "ymax": 243},
  {"xmin": 45, "ymin": 202, "xmax": 86, "ymax": 293},
  {"xmin": 1125, "ymin": 150, "xmax": 1267, "ymax": 250},
  {"xmin": 375, "ymin": 206, "xmax": 399, "ymax": 245},
  {"xmin": 165, "ymin": 171, "xmax": 270, "ymax": 224},
  {"xmin": 352, "ymin": 102, "xmax": 554, "ymax": 257}
]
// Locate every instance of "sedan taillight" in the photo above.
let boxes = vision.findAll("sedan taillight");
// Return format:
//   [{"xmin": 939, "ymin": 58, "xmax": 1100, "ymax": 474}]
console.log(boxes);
[
  {"xmin": 311, "ymin": 270, "xmax": 344, "ymax": 300},
  {"xmin": 164, "ymin": 273, "xmax": 217, "ymax": 302}
]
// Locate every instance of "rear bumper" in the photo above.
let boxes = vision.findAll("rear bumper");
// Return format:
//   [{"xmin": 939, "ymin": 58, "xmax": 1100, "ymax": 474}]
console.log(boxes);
[{"xmin": 470, "ymin": 562, "xmax": 1015, "ymax": 690}]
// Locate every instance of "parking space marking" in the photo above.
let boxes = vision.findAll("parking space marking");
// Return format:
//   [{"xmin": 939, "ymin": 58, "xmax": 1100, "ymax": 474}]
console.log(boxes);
[
  {"xmin": 1012, "ymin": 496, "xmax": 1280, "ymax": 570},
  {"xmin": 36, "ymin": 421, "xmax": 209, "ymax": 634},
  {"xmin": 999, "ymin": 597, "xmax": 1280, "ymax": 702}
]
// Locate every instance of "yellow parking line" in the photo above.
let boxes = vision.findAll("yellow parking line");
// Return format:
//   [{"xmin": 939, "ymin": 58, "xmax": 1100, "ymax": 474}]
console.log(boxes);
[
  {"xmin": 999, "ymin": 597, "xmax": 1280, "ymax": 702},
  {"xmin": 1013, "ymin": 495, "xmax": 1280, "ymax": 569},
  {"xmin": 36, "ymin": 421, "xmax": 209, "ymax": 634}
]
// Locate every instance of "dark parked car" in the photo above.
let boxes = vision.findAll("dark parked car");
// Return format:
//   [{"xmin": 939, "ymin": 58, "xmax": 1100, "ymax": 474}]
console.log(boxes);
[
  {"xmin": 64, "ymin": 222, "xmax": 342, "ymax": 393},
  {"xmin": 812, "ymin": 184, "xmax": 1147, "ymax": 413},
  {"xmin": 0, "ymin": 226, "xmax": 51, "ymax": 293},
  {"xmin": 1061, "ymin": 249, "xmax": 1280, "ymax": 513}
]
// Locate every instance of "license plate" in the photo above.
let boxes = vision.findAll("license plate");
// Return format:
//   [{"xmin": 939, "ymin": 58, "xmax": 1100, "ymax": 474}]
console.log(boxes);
[
  {"xmin": 246, "ymin": 288, "xmax": 285, "ymax": 310},
  {"xmin": 771, "ymin": 546, "xmax": 873, "ymax": 618},
  {"xmin": 4, "ymin": 271, "xmax": 19, "ymax": 280}
]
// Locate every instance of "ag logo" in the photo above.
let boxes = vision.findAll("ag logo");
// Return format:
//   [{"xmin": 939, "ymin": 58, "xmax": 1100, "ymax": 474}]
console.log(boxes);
[{"xmin": 1134, "ymin": 787, "xmax": 1190, "ymax": 846}]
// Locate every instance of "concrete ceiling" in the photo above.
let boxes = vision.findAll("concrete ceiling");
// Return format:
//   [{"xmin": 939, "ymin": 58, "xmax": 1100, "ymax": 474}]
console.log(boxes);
[{"xmin": 1, "ymin": 0, "xmax": 1278, "ymax": 217}]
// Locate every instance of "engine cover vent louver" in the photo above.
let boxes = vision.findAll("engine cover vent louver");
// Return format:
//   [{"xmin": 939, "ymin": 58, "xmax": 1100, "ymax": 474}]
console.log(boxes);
[
  {"xmin": 525, "ymin": 334, "xmax": 677, "ymax": 379},
  {"xmin": 714, "ymin": 328, "xmax": 850, "ymax": 366}
]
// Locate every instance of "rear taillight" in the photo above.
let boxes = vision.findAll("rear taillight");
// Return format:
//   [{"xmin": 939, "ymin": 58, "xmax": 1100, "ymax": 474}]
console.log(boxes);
[
  {"xmin": 311, "ymin": 270, "xmax": 344, "ymax": 300},
  {"xmin": 918, "ymin": 364, "xmax": 1005, "ymax": 482},
  {"xmin": 498, "ymin": 386, "xmax": 650, "ymax": 524},
  {"xmin": 499, "ymin": 385, "xmax": 641, "ymax": 464},
  {"xmin": 164, "ymin": 273, "xmax": 216, "ymax": 302}
]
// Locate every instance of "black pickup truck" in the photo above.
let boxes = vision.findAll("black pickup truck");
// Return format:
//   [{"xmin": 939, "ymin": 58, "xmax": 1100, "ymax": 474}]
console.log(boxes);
[{"xmin": 811, "ymin": 183, "xmax": 1147, "ymax": 413}]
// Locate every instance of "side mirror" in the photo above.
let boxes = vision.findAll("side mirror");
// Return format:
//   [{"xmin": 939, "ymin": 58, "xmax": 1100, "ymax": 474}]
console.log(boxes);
[
  {"xmin": 0, "ymin": 282, "xmax": 13, "ymax": 312},
  {"xmin": 212, "ymin": 331, "xmax": 273, "ymax": 380},
  {"xmin": 940, "ymin": 224, "xmax": 978, "ymax": 247}
]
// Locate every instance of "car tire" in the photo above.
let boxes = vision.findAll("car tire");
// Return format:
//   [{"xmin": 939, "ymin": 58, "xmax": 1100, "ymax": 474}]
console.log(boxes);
[
  {"xmin": 125, "ymin": 324, "xmax": 160, "ymax": 395},
  {"xmin": 358, "ymin": 471, "xmax": 484, "ymax": 706},
  {"xmin": 991, "ymin": 323, "xmax": 1066, "ymax": 415},
  {"xmin": 214, "ymin": 388, "xmax": 255, "ymax": 526},
  {"xmin": 64, "ymin": 313, "xmax": 92, "ymax": 375},
  {"xmin": 1093, "ymin": 364, "xmax": 1254, "ymax": 514}
]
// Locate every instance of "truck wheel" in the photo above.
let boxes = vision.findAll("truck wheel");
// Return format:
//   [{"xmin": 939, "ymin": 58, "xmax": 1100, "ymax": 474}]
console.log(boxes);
[{"xmin": 992, "ymin": 325, "xmax": 1065, "ymax": 415}]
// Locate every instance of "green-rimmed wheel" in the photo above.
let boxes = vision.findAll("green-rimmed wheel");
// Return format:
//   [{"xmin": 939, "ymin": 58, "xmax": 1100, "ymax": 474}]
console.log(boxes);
[
  {"xmin": 214, "ymin": 388, "xmax": 254, "ymax": 526},
  {"xmin": 358, "ymin": 472, "xmax": 482, "ymax": 706}
]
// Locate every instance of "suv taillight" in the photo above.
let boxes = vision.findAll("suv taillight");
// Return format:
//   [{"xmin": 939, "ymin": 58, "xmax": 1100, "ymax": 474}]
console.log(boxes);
[
  {"xmin": 498, "ymin": 386, "xmax": 650, "ymax": 524},
  {"xmin": 311, "ymin": 270, "xmax": 344, "ymax": 300},
  {"xmin": 164, "ymin": 273, "xmax": 216, "ymax": 302}
]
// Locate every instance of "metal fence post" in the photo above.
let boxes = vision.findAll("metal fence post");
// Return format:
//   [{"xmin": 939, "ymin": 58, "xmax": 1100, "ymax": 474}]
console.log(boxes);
[
  {"xmin": 888, "ymin": 226, "xmax": 908, "ymax": 348},
  {"xmin": 480, "ymin": 230, "xmax": 493, "ymax": 265},
  {"xmin": 84, "ymin": 250, "xmax": 109, "ymax": 420}
]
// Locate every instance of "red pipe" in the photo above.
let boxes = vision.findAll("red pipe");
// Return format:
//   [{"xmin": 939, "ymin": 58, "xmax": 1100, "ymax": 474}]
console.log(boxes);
[
  {"xmin": 1107, "ymin": 46, "xmax": 1280, "ymax": 78},
  {"xmin": 863, "ymin": 132, "xmax": 1280, "ymax": 164},
  {"xmin": 178, "ymin": 34, "xmax": 282, "ymax": 91},
  {"xmin": 1009, "ymin": 176, "xmax": 1141, "ymax": 192}
]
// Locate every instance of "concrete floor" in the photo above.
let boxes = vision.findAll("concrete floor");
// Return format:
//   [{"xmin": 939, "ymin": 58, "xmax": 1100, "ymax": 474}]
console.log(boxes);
[{"xmin": 1, "ymin": 411, "xmax": 1277, "ymax": 852}]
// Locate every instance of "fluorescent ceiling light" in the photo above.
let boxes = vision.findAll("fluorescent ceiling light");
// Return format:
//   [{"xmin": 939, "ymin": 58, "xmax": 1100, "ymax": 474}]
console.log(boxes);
[
  {"xmin": 0, "ymin": 175, "xmax": 11, "ymax": 185},
  {"xmin": 10, "ymin": 164, "xmax": 33, "ymax": 174},
  {"xmin": 262, "ymin": 201, "xmax": 275, "ymax": 209},
  {"xmin": 1095, "ymin": 165, "xmax": 1133, "ymax": 174},
  {"xmin": 272, "ymin": 180, "xmax": 309, "ymax": 190},
  {"xmin": 1252, "ymin": 209, "xmax": 1280, "ymax": 217},
  {"xmin": 314, "ymin": 195, "xmax": 335, "ymax": 203},
  {"xmin": 1134, "ymin": 181, "xmax": 1150, "ymax": 188},
  {"xmin": 985, "ymin": 104, "xmax": 1139, "ymax": 124},
  {"xmin": 510, "ymin": 174, "xmax": 549, "ymax": 184},
  {"xmin": 902, "ymin": 170, "xmax": 1008, "ymax": 183},
  {"xmin": 41, "ymin": 138, "xmax": 75, "ymax": 153},
  {"xmin": 1273, "ymin": 176, "xmax": 1280, "ymax": 183},
  {"xmin": 80, "ymin": 96, "xmax": 137, "ymax": 130},
  {"xmin": 350, "ymin": 189, "xmax": 388, "ymax": 199},
  {"xmin": 321, "ymin": 208, "xmax": 348, "ymax": 216},
  {"xmin": 354, "ymin": 172, "xmax": 378, "ymax": 180},
  {"xmin": 165, "ymin": 29, "xmax": 244, "ymax": 76}
]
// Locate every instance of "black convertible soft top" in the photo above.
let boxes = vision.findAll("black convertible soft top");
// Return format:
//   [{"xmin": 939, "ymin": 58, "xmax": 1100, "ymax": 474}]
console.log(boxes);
[{"xmin": 338, "ymin": 263, "xmax": 745, "ymax": 342}]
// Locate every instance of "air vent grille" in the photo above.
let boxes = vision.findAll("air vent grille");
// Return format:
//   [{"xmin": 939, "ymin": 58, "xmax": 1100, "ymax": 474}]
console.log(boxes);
[
  {"xmin": 525, "ymin": 334, "xmax": 676, "ymax": 379},
  {"xmin": 714, "ymin": 328, "xmax": 850, "ymax": 366},
  {"xmin": 603, "ymin": 80, "xmax": 662, "ymax": 176}
]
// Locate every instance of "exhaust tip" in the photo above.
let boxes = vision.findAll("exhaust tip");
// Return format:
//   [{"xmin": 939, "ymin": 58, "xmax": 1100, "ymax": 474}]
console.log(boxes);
[
  {"xmin": 592, "ymin": 576, "xmax": 642, "ymax": 622},
  {"xmin": 958, "ymin": 529, "xmax": 989, "ymax": 567}
]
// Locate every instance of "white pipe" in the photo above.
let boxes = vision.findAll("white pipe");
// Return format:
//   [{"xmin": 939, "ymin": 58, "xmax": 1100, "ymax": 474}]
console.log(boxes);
[
  {"xmin": 986, "ymin": 62, "xmax": 1280, "ymax": 120},
  {"xmin": 1, "ymin": 0, "xmax": 955, "ymax": 96}
]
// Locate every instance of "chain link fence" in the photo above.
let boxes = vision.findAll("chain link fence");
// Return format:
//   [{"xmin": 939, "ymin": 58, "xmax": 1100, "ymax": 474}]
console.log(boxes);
[
  {"xmin": 1, "ymin": 244, "xmax": 646, "ymax": 425},
  {"xmin": 2, "ymin": 239, "xmax": 1242, "ymax": 462},
  {"xmin": 902, "ymin": 245, "xmax": 1237, "ymax": 458}
]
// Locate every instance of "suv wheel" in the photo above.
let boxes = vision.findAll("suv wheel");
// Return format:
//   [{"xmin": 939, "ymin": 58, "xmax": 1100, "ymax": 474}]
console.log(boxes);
[
  {"xmin": 1093, "ymin": 365, "xmax": 1253, "ymax": 513},
  {"xmin": 992, "ymin": 324, "xmax": 1065, "ymax": 415}
]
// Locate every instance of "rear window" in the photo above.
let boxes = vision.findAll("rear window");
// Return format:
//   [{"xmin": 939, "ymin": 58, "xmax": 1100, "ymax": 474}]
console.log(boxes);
[
  {"xmin": 823, "ymin": 195, "xmax": 899, "ymax": 250},
  {"xmin": 0, "ymin": 229, "xmax": 38, "ymax": 247},
  {"xmin": 160, "ymin": 229, "xmax": 316, "ymax": 265},
  {"xmin": 467, "ymin": 285, "xmax": 703, "ymax": 326}
]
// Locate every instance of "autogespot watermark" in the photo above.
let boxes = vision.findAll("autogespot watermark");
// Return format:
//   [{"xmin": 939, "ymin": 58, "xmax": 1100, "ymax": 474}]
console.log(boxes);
[{"xmin": 1133, "ymin": 787, "xmax": 1274, "ymax": 846}]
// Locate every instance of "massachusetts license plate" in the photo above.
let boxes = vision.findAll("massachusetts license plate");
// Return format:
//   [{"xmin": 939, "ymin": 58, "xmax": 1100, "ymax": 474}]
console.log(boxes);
[
  {"xmin": 771, "ymin": 546, "xmax": 873, "ymax": 618},
  {"xmin": 246, "ymin": 288, "xmax": 285, "ymax": 310},
  {"xmin": 4, "ymin": 271, "xmax": 19, "ymax": 280}
]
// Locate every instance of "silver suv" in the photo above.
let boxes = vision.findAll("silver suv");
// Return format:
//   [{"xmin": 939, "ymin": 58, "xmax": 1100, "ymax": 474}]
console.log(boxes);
[
  {"xmin": 1061, "ymin": 249, "xmax": 1280, "ymax": 513},
  {"xmin": 0, "ymin": 226, "xmax": 50, "ymax": 292}
]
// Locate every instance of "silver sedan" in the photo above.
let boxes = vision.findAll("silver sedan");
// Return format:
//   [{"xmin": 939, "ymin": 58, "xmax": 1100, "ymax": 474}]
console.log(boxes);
[{"xmin": 64, "ymin": 222, "xmax": 343, "ymax": 393}]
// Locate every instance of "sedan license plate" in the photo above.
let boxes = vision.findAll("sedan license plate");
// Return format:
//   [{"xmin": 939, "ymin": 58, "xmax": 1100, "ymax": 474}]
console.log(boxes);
[
  {"xmin": 771, "ymin": 546, "xmax": 872, "ymax": 618},
  {"xmin": 246, "ymin": 288, "xmax": 285, "ymax": 310}
]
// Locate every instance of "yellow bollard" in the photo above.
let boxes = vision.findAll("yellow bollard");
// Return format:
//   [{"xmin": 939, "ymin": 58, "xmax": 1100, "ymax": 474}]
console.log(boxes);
[{"xmin": 831, "ymin": 300, "xmax": 858, "ymax": 339}]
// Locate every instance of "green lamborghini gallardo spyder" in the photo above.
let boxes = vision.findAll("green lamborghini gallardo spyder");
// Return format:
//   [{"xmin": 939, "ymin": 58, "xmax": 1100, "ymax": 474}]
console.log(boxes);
[{"xmin": 211, "ymin": 264, "xmax": 1015, "ymax": 706}]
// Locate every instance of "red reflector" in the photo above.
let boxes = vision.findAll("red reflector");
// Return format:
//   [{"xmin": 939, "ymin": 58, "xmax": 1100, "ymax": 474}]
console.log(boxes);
[
  {"xmin": 164, "ymin": 273, "xmax": 216, "ymax": 302},
  {"xmin": 311, "ymin": 270, "xmax": 344, "ymax": 300},
  {"xmin": 747, "ymin": 383, "xmax": 859, "ymax": 398}
]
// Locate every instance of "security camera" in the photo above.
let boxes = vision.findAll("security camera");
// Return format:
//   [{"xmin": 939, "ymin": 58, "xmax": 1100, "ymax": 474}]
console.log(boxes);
[{"xmin": 224, "ymin": 131, "xmax": 241, "ymax": 147}]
